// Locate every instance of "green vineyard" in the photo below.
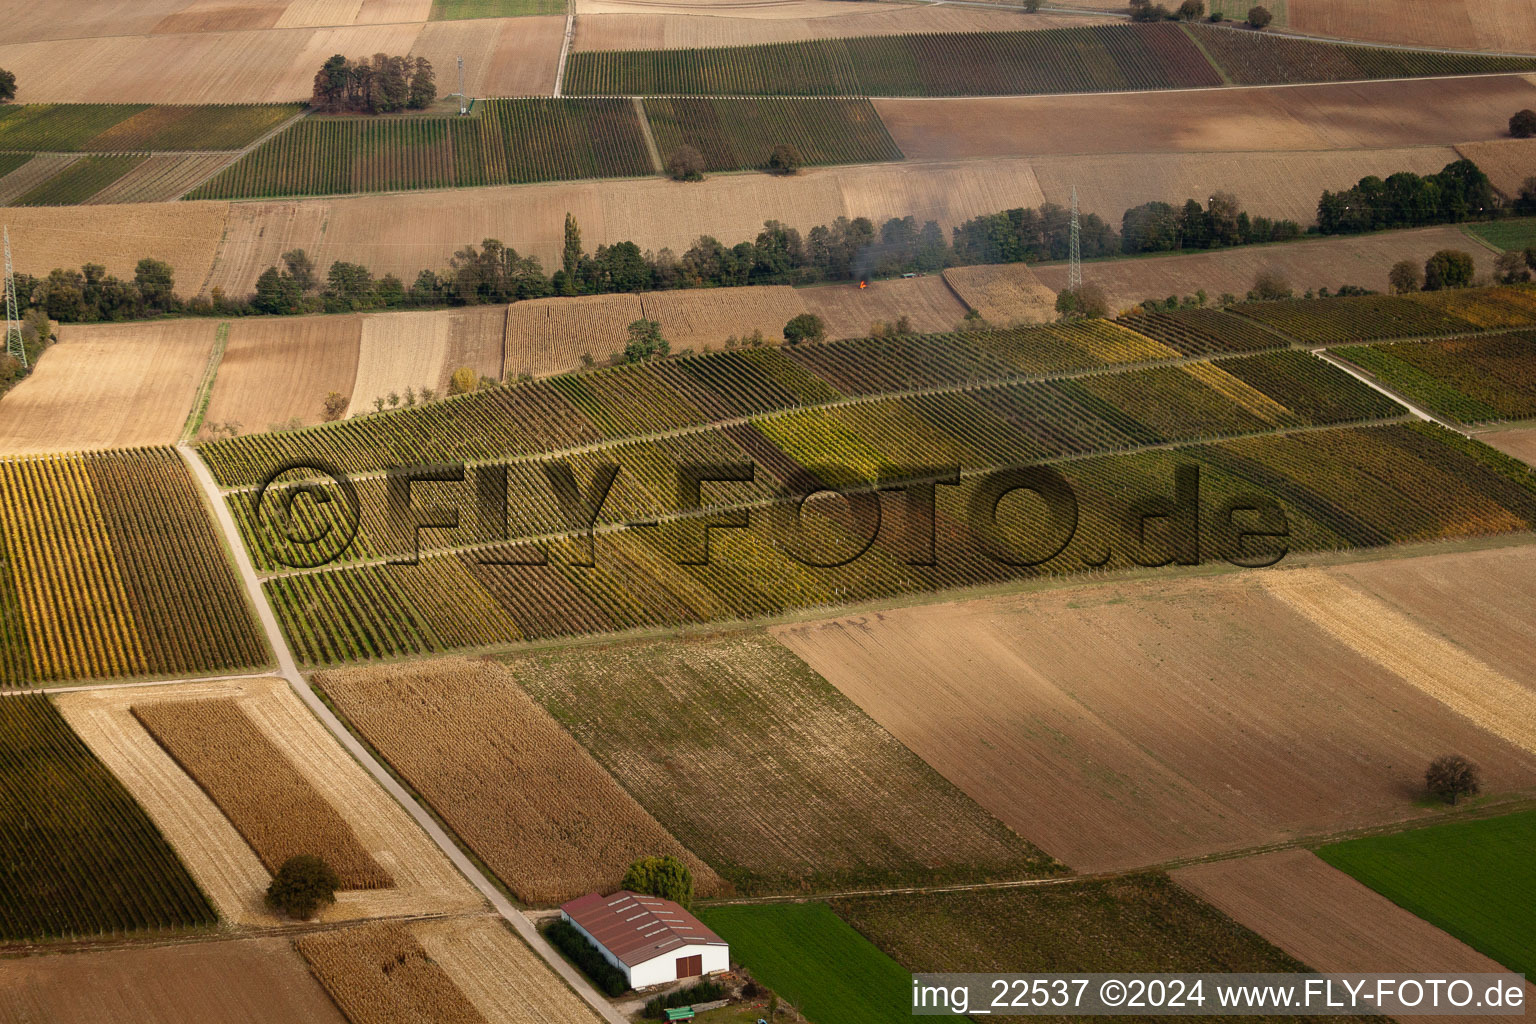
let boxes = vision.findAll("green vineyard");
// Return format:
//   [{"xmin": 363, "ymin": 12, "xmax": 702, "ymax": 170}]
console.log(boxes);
[
  {"xmin": 187, "ymin": 100, "xmax": 655, "ymax": 199},
  {"xmin": 563, "ymin": 22, "xmax": 1536, "ymax": 97},
  {"xmin": 0, "ymin": 448, "xmax": 267, "ymax": 686},
  {"xmin": 643, "ymin": 98, "xmax": 903, "ymax": 171},
  {"xmin": 0, "ymin": 103, "xmax": 302, "ymax": 152},
  {"xmin": 0, "ymin": 695, "xmax": 217, "ymax": 941},
  {"xmin": 1338, "ymin": 331, "xmax": 1536, "ymax": 424}
]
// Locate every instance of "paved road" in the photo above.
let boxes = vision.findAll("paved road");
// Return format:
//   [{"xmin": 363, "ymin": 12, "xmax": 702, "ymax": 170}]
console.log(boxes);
[{"xmin": 176, "ymin": 442, "xmax": 629, "ymax": 1024}]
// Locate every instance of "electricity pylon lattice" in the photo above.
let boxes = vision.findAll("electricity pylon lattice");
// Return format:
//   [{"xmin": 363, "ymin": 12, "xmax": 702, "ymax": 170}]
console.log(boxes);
[
  {"xmin": 2, "ymin": 226, "xmax": 24, "ymax": 369},
  {"xmin": 1068, "ymin": 185, "xmax": 1082, "ymax": 293},
  {"xmin": 457, "ymin": 56, "xmax": 467, "ymax": 115}
]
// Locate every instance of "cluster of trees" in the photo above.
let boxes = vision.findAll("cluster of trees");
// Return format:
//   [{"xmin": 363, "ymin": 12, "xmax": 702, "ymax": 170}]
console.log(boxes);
[
  {"xmin": 1510, "ymin": 109, "xmax": 1536, "ymax": 139},
  {"xmin": 1121, "ymin": 192, "xmax": 1302, "ymax": 254},
  {"xmin": 311, "ymin": 54, "xmax": 435, "ymax": 114},
  {"xmin": 1129, "ymin": 0, "xmax": 1271, "ymax": 27},
  {"xmin": 21, "ymin": 258, "xmax": 182, "ymax": 322},
  {"xmin": 1317, "ymin": 159, "xmax": 1498, "ymax": 235},
  {"xmin": 0, "ymin": 68, "xmax": 14, "ymax": 103},
  {"xmin": 1389, "ymin": 247, "xmax": 1536, "ymax": 293}
]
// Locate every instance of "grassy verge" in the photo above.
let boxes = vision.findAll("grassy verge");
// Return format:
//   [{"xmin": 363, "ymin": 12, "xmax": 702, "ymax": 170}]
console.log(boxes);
[
  {"xmin": 1468, "ymin": 218, "xmax": 1536, "ymax": 254},
  {"xmin": 182, "ymin": 322, "xmax": 229, "ymax": 441},
  {"xmin": 1317, "ymin": 808, "xmax": 1536, "ymax": 975}
]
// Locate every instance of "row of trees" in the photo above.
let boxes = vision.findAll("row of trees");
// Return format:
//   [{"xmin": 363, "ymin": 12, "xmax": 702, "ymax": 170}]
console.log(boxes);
[
  {"xmin": 311, "ymin": 54, "xmax": 435, "ymax": 114},
  {"xmin": 1121, "ymin": 193, "xmax": 1302, "ymax": 254},
  {"xmin": 1317, "ymin": 159, "xmax": 1498, "ymax": 235},
  {"xmin": 1130, "ymin": 0, "xmax": 1272, "ymax": 28}
]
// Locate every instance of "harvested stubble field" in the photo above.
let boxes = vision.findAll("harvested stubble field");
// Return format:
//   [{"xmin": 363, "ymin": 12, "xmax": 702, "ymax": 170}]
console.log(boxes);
[
  {"xmin": 942, "ymin": 263, "xmax": 1056, "ymax": 325},
  {"xmin": 505, "ymin": 293, "xmax": 645, "ymax": 377},
  {"xmin": 639, "ymin": 285, "xmax": 807, "ymax": 352},
  {"xmin": 773, "ymin": 551, "xmax": 1536, "ymax": 872},
  {"xmin": 132, "ymin": 698, "xmax": 394, "ymax": 889},
  {"xmin": 572, "ymin": 5, "xmax": 1115, "ymax": 50},
  {"xmin": 0, "ymin": 694, "xmax": 215, "ymax": 943},
  {"xmin": 1031, "ymin": 225, "xmax": 1498, "ymax": 315},
  {"xmin": 0, "ymin": 935, "xmax": 348, "ymax": 1023},
  {"xmin": 56, "ymin": 677, "xmax": 484, "ymax": 926},
  {"xmin": 312, "ymin": 658, "xmax": 718, "ymax": 905},
  {"xmin": 2, "ymin": 200, "xmax": 228, "ymax": 292},
  {"xmin": 1175, "ymin": 848, "xmax": 1536, "ymax": 1024},
  {"xmin": 830, "ymin": 876, "xmax": 1323, "ymax": 1007},
  {"xmin": 411, "ymin": 916, "xmax": 605, "ymax": 1024},
  {"xmin": 0, "ymin": 319, "xmax": 219, "ymax": 453},
  {"xmin": 297, "ymin": 923, "xmax": 488, "ymax": 1024},
  {"xmin": 1318, "ymin": 810, "xmax": 1536, "ymax": 976},
  {"xmin": 511, "ymin": 634, "xmax": 1061, "ymax": 894},
  {"xmin": 876, "ymin": 75, "xmax": 1536, "ymax": 160},
  {"xmin": 348, "ymin": 306, "xmax": 506, "ymax": 416},
  {"xmin": 797, "ymin": 275, "xmax": 969, "ymax": 337},
  {"xmin": 203, "ymin": 314, "xmax": 362, "ymax": 432},
  {"xmin": 0, "ymin": 448, "xmax": 265, "ymax": 685},
  {"xmin": 198, "ymin": 158, "xmax": 1047, "ymax": 297},
  {"xmin": 1287, "ymin": 0, "xmax": 1536, "ymax": 53}
]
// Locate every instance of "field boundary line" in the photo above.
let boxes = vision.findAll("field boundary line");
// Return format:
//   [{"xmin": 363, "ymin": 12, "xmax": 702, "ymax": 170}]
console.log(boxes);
[
  {"xmin": 554, "ymin": 12, "xmax": 576, "ymax": 98},
  {"xmin": 182, "ymin": 321, "xmax": 230, "ymax": 441},
  {"xmin": 175, "ymin": 442, "xmax": 631, "ymax": 1024},
  {"xmin": 633, "ymin": 97, "xmax": 664, "ymax": 174},
  {"xmin": 172, "ymin": 105, "xmax": 313, "ymax": 201},
  {"xmin": 0, "ymin": 670, "xmax": 275, "ymax": 698},
  {"xmin": 1312, "ymin": 348, "xmax": 1467, "ymax": 434}
]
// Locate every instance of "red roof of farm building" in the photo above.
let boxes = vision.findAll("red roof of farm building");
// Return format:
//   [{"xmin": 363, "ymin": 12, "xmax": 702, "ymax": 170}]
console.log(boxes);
[{"xmin": 560, "ymin": 890, "xmax": 727, "ymax": 967}]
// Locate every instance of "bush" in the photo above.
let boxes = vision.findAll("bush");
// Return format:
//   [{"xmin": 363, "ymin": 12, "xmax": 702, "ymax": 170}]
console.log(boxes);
[
  {"xmin": 1249, "ymin": 268, "xmax": 1292, "ymax": 301},
  {"xmin": 1495, "ymin": 250, "xmax": 1533, "ymax": 285},
  {"xmin": 1055, "ymin": 283, "xmax": 1109, "ymax": 319},
  {"xmin": 322, "ymin": 391, "xmax": 347, "ymax": 421},
  {"xmin": 0, "ymin": 68, "xmax": 14, "ymax": 104},
  {"xmin": 545, "ymin": 919, "xmax": 629, "ymax": 996},
  {"xmin": 767, "ymin": 144, "xmax": 802, "ymax": 176},
  {"xmin": 1388, "ymin": 259, "xmax": 1423, "ymax": 294},
  {"xmin": 1425, "ymin": 754, "xmax": 1480, "ymax": 805},
  {"xmin": 623, "ymin": 318, "xmax": 670, "ymax": 363},
  {"xmin": 1510, "ymin": 109, "xmax": 1536, "ymax": 139},
  {"xmin": 1247, "ymin": 4, "xmax": 1272, "ymax": 28},
  {"xmin": 266, "ymin": 854, "xmax": 340, "ymax": 919},
  {"xmin": 643, "ymin": 980, "xmax": 727, "ymax": 1019},
  {"xmin": 667, "ymin": 146, "xmax": 705, "ymax": 182},
  {"xmin": 447, "ymin": 366, "xmax": 478, "ymax": 395},
  {"xmin": 783, "ymin": 312, "xmax": 825, "ymax": 345},
  {"xmin": 1424, "ymin": 249, "xmax": 1475, "ymax": 291},
  {"xmin": 623, "ymin": 854, "xmax": 694, "ymax": 906},
  {"xmin": 1177, "ymin": 0, "xmax": 1203, "ymax": 20}
]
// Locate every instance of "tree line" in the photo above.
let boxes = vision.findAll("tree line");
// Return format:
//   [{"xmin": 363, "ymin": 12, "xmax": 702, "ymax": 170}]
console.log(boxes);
[{"xmin": 311, "ymin": 54, "xmax": 435, "ymax": 114}]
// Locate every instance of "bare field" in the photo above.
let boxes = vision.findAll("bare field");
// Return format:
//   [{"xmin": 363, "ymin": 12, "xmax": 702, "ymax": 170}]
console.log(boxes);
[
  {"xmin": 1453, "ymin": 138, "xmax": 1536, "ymax": 200},
  {"xmin": 313, "ymin": 658, "xmax": 720, "ymax": 906},
  {"xmin": 1032, "ymin": 225, "xmax": 1496, "ymax": 313},
  {"xmin": 1033, "ymin": 146, "xmax": 1463, "ymax": 229},
  {"xmin": 201, "ymin": 160, "xmax": 1047, "ymax": 297},
  {"xmin": 0, "ymin": 320, "xmax": 217, "ymax": 453},
  {"xmin": 1479, "ymin": 427, "xmax": 1536, "ymax": 468},
  {"xmin": 412, "ymin": 916, "xmax": 604, "ymax": 1024},
  {"xmin": 410, "ymin": 17, "xmax": 565, "ymax": 98},
  {"xmin": 348, "ymin": 307, "xmax": 505, "ymax": 417},
  {"xmin": 55, "ymin": 677, "xmax": 483, "ymax": 927},
  {"xmin": 0, "ymin": 0, "xmax": 193, "ymax": 42},
  {"xmin": 773, "ymin": 560, "xmax": 1536, "ymax": 872},
  {"xmin": 877, "ymin": 76, "xmax": 1536, "ymax": 160},
  {"xmin": 573, "ymin": 5, "xmax": 1108, "ymax": 50},
  {"xmin": 204, "ymin": 314, "xmax": 362, "ymax": 432},
  {"xmin": 1174, "ymin": 850, "xmax": 1536, "ymax": 1024},
  {"xmin": 942, "ymin": 263, "xmax": 1056, "ymax": 325},
  {"xmin": 1288, "ymin": 0, "xmax": 1536, "ymax": 53},
  {"xmin": 799, "ymin": 274, "xmax": 969, "ymax": 337},
  {"xmin": 2, "ymin": 201, "xmax": 228, "ymax": 293},
  {"xmin": 153, "ymin": 3, "xmax": 289, "ymax": 35},
  {"xmin": 0, "ymin": 935, "xmax": 348, "ymax": 1024}
]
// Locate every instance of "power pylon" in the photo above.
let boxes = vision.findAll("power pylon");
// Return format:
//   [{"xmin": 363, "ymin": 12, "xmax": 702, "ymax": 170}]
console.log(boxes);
[
  {"xmin": 2, "ymin": 226, "xmax": 24, "ymax": 369},
  {"xmin": 457, "ymin": 56, "xmax": 467, "ymax": 115},
  {"xmin": 1068, "ymin": 185, "xmax": 1082, "ymax": 293}
]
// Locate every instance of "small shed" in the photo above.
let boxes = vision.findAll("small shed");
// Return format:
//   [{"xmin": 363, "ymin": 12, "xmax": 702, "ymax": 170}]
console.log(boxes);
[{"xmin": 560, "ymin": 890, "xmax": 729, "ymax": 990}]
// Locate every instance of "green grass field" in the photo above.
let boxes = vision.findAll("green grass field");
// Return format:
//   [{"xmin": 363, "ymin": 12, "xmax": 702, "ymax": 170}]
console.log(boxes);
[
  {"xmin": 1317, "ymin": 809, "xmax": 1536, "ymax": 976},
  {"xmin": 698, "ymin": 903, "xmax": 912, "ymax": 1024},
  {"xmin": 1469, "ymin": 218, "xmax": 1536, "ymax": 253},
  {"xmin": 430, "ymin": 0, "xmax": 566, "ymax": 17}
]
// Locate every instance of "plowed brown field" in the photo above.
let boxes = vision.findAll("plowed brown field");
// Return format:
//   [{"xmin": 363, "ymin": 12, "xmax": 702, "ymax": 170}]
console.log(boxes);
[
  {"xmin": 774, "ymin": 558, "xmax": 1536, "ymax": 871},
  {"xmin": 1288, "ymin": 0, "xmax": 1536, "ymax": 53},
  {"xmin": 1454, "ymin": 138, "xmax": 1536, "ymax": 200},
  {"xmin": 203, "ymin": 314, "xmax": 362, "ymax": 432},
  {"xmin": 798, "ymin": 274, "xmax": 968, "ymax": 337},
  {"xmin": 1479, "ymin": 428, "xmax": 1536, "ymax": 468},
  {"xmin": 0, "ymin": 319, "xmax": 217, "ymax": 453},
  {"xmin": 313, "ymin": 658, "xmax": 720, "ymax": 906},
  {"xmin": 1174, "ymin": 850, "xmax": 1536, "ymax": 1024},
  {"xmin": 0, "ymin": 936, "xmax": 347, "ymax": 1024},
  {"xmin": 1032, "ymin": 225, "xmax": 1496, "ymax": 313},
  {"xmin": 878, "ymin": 75, "xmax": 1536, "ymax": 160}
]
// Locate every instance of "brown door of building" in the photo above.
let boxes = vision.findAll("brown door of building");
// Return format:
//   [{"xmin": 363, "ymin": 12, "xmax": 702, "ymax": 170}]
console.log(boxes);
[{"xmin": 676, "ymin": 954, "xmax": 703, "ymax": 979}]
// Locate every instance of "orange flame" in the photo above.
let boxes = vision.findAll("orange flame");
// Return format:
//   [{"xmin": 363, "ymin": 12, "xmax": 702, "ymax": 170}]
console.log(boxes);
[{"xmin": 858, "ymin": 280, "xmax": 867, "ymax": 289}]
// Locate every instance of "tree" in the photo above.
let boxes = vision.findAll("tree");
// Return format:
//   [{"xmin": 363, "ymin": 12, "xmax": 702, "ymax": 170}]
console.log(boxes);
[
  {"xmin": 1424, "ymin": 249, "xmax": 1475, "ymax": 291},
  {"xmin": 1177, "ymin": 0, "xmax": 1204, "ymax": 20},
  {"xmin": 323, "ymin": 391, "xmax": 348, "ymax": 421},
  {"xmin": 1425, "ymin": 754, "xmax": 1480, "ymax": 805},
  {"xmin": 1387, "ymin": 259, "xmax": 1423, "ymax": 294},
  {"xmin": 1247, "ymin": 5, "xmax": 1272, "ymax": 28},
  {"xmin": 783, "ymin": 312, "xmax": 825, "ymax": 345},
  {"xmin": 666, "ymin": 146, "xmax": 705, "ymax": 182},
  {"xmin": 1250, "ymin": 268, "xmax": 1292, "ymax": 300},
  {"xmin": 622, "ymin": 855, "xmax": 694, "ymax": 907},
  {"xmin": 562, "ymin": 212, "xmax": 583, "ymax": 280},
  {"xmin": 1510, "ymin": 109, "xmax": 1536, "ymax": 139},
  {"xmin": 1021, "ymin": 0, "xmax": 1040, "ymax": 9},
  {"xmin": 1495, "ymin": 250, "xmax": 1533, "ymax": 284},
  {"xmin": 1516, "ymin": 176, "xmax": 1536, "ymax": 217},
  {"xmin": 448, "ymin": 366, "xmax": 478, "ymax": 395},
  {"xmin": 326, "ymin": 260, "xmax": 376, "ymax": 310},
  {"xmin": 622, "ymin": 318, "xmax": 669, "ymax": 363},
  {"xmin": 0, "ymin": 68, "xmax": 15, "ymax": 104},
  {"xmin": 133, "ymin": 258, "xmax": 177, "ymax": 313},
  {"xmin": 312, "ymin": 54, "xmax": 350, "ymax": 110},
  {"xmin": 767, "ymin": 144, "xmax": 802, "ymax": 175},
  {"xmin": 1055, "ymin": 283, "xmax": 1108, "ymax": 320},
  {"xmin": 266, "ymin": 854, "xmax": 340, "ymax": 919},
  {"xmin": 282, "ymin": 249, "xmax": 317, "ymax": 293},
  {"xmin": 408, "ymin": 57, "xmax": 435, "ymax": 109}
]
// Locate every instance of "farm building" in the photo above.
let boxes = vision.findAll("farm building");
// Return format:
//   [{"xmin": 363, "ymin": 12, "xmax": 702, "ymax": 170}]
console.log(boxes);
[{"xmin": 560, "ymin": 891, "xmax": 729, "ymax": 989}]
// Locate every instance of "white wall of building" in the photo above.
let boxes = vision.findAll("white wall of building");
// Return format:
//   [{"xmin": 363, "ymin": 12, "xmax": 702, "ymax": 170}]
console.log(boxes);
[{"xmin": 628, "ymin": 943, "xmax": 731, "ymax": 989}]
